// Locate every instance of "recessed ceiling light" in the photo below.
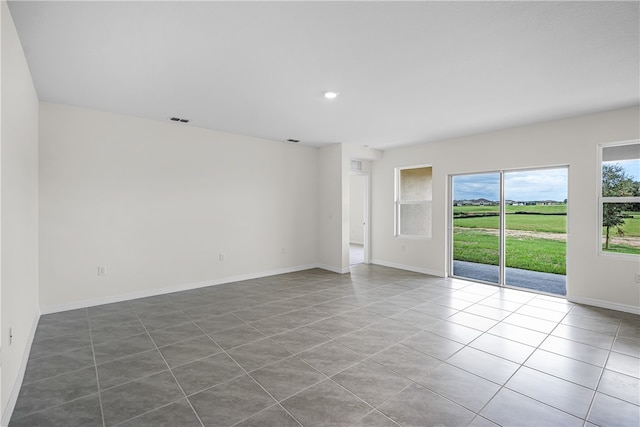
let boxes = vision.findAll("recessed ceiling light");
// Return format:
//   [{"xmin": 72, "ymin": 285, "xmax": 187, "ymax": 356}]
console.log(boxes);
[{"xmin": 323, "ymin": 91, "xmax": 339, "ymax": 100}]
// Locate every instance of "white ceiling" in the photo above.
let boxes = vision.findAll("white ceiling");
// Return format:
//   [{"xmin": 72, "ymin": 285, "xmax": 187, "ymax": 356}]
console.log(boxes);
[{"xmin": 7, "ymin": 1, "xmax": 640, "ymax": 149}]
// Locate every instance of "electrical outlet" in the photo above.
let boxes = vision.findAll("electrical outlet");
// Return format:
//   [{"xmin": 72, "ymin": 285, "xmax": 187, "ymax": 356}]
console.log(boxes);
[
  {"xmin": 98, "ymin": 266, "xmax": 107, "ymax": 276},
  {"xmin": 219, "ymin": 253, "xmax": 225, "ymax": 262},
  {"xmin": 635, "ymin": 273, "xmax": 640, "ymax": 283}
]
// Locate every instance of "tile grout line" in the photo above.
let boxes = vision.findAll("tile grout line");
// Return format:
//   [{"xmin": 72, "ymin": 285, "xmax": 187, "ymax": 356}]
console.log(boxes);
[
  {"xmin": 87, "ymin": 308, "xmax": 108, "ymax": 427},
  {"xmin": 130, "ymin": 312, "xmax": 206, "ymax": 427},
  {"xmin": 190, "ymin": 321, "xmax": 307, "ymax": 427}
]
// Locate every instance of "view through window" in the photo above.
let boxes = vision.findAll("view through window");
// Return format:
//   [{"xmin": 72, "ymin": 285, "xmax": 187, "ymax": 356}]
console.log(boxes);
[
  {"xmin": 600, "ymin": 141, "xmax": 640, "ymax": 256},
  {"xmin": 451, "ymin": 167, "xmax": 568, "ymax": 296}
]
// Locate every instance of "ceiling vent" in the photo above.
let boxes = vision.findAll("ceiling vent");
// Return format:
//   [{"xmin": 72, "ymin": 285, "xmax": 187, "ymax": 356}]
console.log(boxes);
[
  {"xmin": 351, "ymin": 159, "xmax": 363, "ymax": 171},
  {"xmin": 170, "ymin": 117, "xmax": 190, "ymax": 123}
]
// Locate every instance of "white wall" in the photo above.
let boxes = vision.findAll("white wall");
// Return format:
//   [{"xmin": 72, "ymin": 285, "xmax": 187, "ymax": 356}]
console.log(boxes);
[
  {"xmin": 1, "ymin": 1, "xmax": 40, "ymax": 421},
  {"xmin": 39, "ymin": 103, "xmax": 319, "ymax": 311},
  {"xmin": 317, "ymin": 144, "xmax": 344, "ymax": 273},
  {"xmin": 371, "ymin": 106, "xmax": 640, "ymax": 313},
  {"xmin": 349, "ymin": 174, "xmax": 366, "ymax": 245}
]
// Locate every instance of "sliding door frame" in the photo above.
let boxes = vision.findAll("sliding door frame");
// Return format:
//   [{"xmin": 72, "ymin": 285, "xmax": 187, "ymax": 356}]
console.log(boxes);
[{"xmin": 448, "ymin": 166, "xmax": 569, "ymax": 293}]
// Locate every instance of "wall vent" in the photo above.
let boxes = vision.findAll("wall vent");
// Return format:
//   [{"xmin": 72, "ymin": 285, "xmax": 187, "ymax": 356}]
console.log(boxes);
[{"xmin": 351, "ymin": 159, "xmax": 363, "ymax": 171}]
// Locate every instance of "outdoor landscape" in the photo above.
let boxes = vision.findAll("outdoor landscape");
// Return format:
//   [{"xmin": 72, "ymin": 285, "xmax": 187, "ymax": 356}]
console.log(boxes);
[
  {"xmin": 453, "ymin": 201, "xmax": 568, "ymax": 275},
  {"xmin": 452, "ymin": 161, "xmax": 640, "ymax": 278}
]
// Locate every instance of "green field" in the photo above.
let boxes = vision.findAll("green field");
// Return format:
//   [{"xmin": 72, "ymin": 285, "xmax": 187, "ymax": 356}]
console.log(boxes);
[
  {"xmin": 454, "ymin": 204, "xmax": 640, "ymax": 272},
  {"xmin": 453, "ymin": 205, "xmax": 567, "ymax": 274},
  {"xmin": 453, "ymin": 228, "xmax": 566, "ymax": 274}
]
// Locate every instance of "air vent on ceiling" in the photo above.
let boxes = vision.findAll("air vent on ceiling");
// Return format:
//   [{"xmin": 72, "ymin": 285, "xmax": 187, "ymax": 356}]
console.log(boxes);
[
  {"xmin": 351, "ymin": 159, "xmax": 363, "ymax": 171},
  {"xmin": 170, "ymin": 117, "xmax": 190, "ymax": 123}
]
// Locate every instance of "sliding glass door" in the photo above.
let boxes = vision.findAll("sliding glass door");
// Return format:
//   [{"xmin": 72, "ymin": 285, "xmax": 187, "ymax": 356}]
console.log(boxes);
[
  {"xmin": 451, "ymin": 173, "xmax": 501, "ymax": 284},
  {"xmin": 451, "ymin": 167, "xmax": 567, "ymax": 296}
]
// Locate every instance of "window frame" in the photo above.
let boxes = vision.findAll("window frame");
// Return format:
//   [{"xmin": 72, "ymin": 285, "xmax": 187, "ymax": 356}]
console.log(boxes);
[
  {"xmin": 394, "ymin": 164, "xmax": 433, "ymax": 239},
  {"xmin": 597, "ymin": 139, "xmax": 640, "ymax": 259}
]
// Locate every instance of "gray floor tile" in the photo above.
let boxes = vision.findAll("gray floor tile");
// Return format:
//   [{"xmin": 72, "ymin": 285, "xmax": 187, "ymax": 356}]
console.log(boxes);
[
  {"xmin": 353, "ymin": 410, "xmax": 401, "ymax": 426},
  {"xmin": 193, "ymin": 313, "xmax": 246, "ymax": 333},
  {"xmin": 524, "ymin": 349, "xmax": 603, "ymax": 389},
  {"xmin": 100, "ymin": 370, "xmax": 184, "ymax": 426},
  {"xmin": 539, "ymin": 335, "xmax": 610, "ymax": 367},
  {"xmin": 234, "ymin": 404, "xmax": 301, "ymax": 427},
  {"xmin": 613, "ymin": 337, "xmax": 640, "ymax": 358},
  {"xmin": 551, "ymin": 323, "xmax": 615, "ymax": 350},
  {"xmin": 401, "ymin": 330, "xmax": 464, "ymax": 360},
  {"xmin": 227, "ymin": 338, "xmax": 293, "ymax": 372},
  {"xmin": 378, "ymin": 382, "xmax": 476, "ymax": 427},
  {"xmin": 158, "ymin": 335, "xmax": 222, "ymax": 368},
  {"xmin": 93, "ymin": 333, "xmax": 157, "ymax": 365},
  {"xmin": 389, "ymin": 309, "xmax": 441, "ymax": 329},
  {"xmin": 97, "ymin": 349, "xmax": 168, "ymax": 390},
  {"xmin": 12, "ymin": 266, "xmax": 640, "ymax": 427},
  {"xmin": 149, "ymin": 322, "xmax": 205, "ymax": 347},
  {"xmin": 12, "ymin": 366, "xmax": 98, "ymax": 420},
  {"xmin": 428, "ymin": 320, "xmax": 483, "ymax": 344},
  {"xmin": 470, "ymin": 333, "xmax": 536, "ymax": 364},
  {"xmin": 448, "ymin": 311, "xmax": 499, "ymax": 331},
  {"xmin": 29, "ymin": 331, "xmax": 92, "ymax": 359},
  {"xmin": 281, "ymin": 379, "xmax": 372, "ymax": 427},
  {"xmin": 503, "ymin": 312, "xmax": 558, "ymax": 334},
  {"xmin": 208, "ymin": 324, "xmax": 266, "ymax": 349},
  {"xmin": 334, "ymin": 328, "xmax": 397, "ymax": 356},
  {"xmin": 331, "ymin": 359, "xmax": 412, "ymax": 407},
  {"xmin": 172, "ymin": 352, "xmax": 245, "ymax": 395},
  {"xmin": 487, "ymin": 322, "xmax": 548, "ymax": 347},
  {"xmin": 587, "ymin": 392, "xmax": 640, "ymax": 427},
  {"xmin": 10, "ymin": 393, "xmax": 102, "ymax": 427},
  {"xmin": 139, "ymin": 311, "xmax": 193, "ymax": 331},
  {"xmin": 189, "ymin": 375, "xmax": 276, "ymax": 427},
  {"xmin": 597, "ymin": 369, "xmax": 640, "ymax": 406},
  {"xmin": 306, "ymin": 316, "xmax": 361, "ymax": 338},
  {"xmin": 606, "ymin": 351, "xmax": 640, "ymax": 378},
  {"xmin": 447, "ymin": 347, "xmax": 520, "ymax": 385},
  {"xmin": 271, "ymin": 327, "xmax": 331, "ymax": 354},
  {"xmin": 336, "ymin": 308, "xmax": 388, "ymax": 327},
  {"xmin": 23, "ymin": 346, "xmax": 94, "ymax": 384},
  {"xmin": 506, "ymin": 366, "xmax": 594, "ymax": 418},
  {"xmin": 417, "ymin": 362, "xmax": 500, "ymax": 412},
  {"xmin": 462, "ymin": 304, "xmax": 512, "ymax": 321},
  {"xmin": 481, "ymin": 388, "xmax": 583, "ymax": 427},
  {"xmin": 90, "ymin": 319, "xmax": 148, "ymax": 345},
  {"xmin": 118, "ymin": 399, "xmax": 201, "ymax": 427},
  {"xmin": 371, "ymin": 344, "xmax": 440, "ymax": 382},
  {"xmin": 250, "ymin": 356, "xmax": 326, "ymax": 401},
  {"xmin": 297, "ymin": 340, "xmax": 365, "ymax": 376}
]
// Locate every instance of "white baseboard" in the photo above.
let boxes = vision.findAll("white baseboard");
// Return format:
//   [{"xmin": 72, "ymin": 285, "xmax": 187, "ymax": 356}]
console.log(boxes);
[
  {"xmin": 370, "ymin": 259, "xmax": 445, "ymax": 278},
  {"xmin": 317, "ymin": 264, "xmax": 351, "ymax": 274},
  {"xmin": 1, "ymin": 309, "xmax": 40, "ymax": 427},
  {"xmin": 567, "ymin": 295, "xmax": 640, "ymax": 315},
  {"xmin": 41, "ymin": 263, "xmax": 321, "ymax": 314}
]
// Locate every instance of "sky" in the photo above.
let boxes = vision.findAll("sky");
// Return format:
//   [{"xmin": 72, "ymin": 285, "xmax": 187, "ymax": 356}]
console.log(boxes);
[{"xmin": 453, "ymin": 168, "xmax": 569, "ymax": 202}]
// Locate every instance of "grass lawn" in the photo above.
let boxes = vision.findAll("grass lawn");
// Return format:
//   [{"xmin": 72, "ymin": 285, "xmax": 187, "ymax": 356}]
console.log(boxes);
[
  {"xmin": 453, "ymin": 205, "xmax": 640, "ymax": 270},
  {"xmin": 453, "ymin": 229, "xmax": 566, "ymax": 275}
]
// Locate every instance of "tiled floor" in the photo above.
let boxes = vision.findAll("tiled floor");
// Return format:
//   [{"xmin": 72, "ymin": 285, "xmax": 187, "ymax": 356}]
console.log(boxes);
[{"xmin": 10, "ymin": 265, "xmax": 640, "ymax": 427}]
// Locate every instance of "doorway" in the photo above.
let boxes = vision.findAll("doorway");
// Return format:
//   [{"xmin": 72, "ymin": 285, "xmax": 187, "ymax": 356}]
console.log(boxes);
[
  {"xmin": 450, "ymin": 167, "xmax": 568, "ymax": 296},
  {"xmin": 350, "ymin": 173, "xmax": 369, "ymax": 265}
]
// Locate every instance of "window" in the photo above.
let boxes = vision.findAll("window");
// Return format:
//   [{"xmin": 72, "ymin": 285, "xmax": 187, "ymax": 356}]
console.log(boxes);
[
  {"xmin": 599, "ymin": 141, "xmax": 640, "ymax": 256},
  {"xmin": 395, "ymin": 165, "xmax": 432, "ymax": 237}
]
